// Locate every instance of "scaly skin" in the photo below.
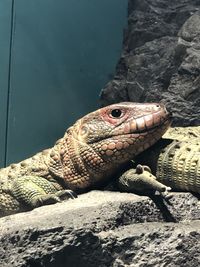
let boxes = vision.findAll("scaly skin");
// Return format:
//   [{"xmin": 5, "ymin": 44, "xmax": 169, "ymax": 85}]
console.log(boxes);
[
  {"xmin": 118, "ymin": 126, "xmax": 200, "ymax": 194},
  {"xmin": 0, "ymin": 102, "xmax": 170, "ymax": 216},
  {"xmin": 153, "ymin": 127, "xmax": 200, "ymax": 192}
]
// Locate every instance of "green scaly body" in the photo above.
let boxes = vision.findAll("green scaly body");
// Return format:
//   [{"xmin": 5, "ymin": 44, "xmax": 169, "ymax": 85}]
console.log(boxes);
[
  {"xmin": 0, "ymin": 102, "xmax": 170, "ymax": 216},
  {"xmin": 1, "ymin": 102, "xmax": 200, "ymax": 217}
]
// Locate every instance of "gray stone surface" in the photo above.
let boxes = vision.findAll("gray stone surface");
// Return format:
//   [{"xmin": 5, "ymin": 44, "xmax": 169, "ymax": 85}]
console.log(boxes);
[
  {"xmin": 0, "ymin": 191, "xmax": 200, "ymax": 267},
  {"xmin": 100, "ymin": 0, "xmax": 200, "ymax": 126}
]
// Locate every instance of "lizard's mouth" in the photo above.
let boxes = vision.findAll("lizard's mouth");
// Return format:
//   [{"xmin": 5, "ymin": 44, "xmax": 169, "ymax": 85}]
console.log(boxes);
[
  {"xmin": 87, "ymin": 106, "xmax": 172, "ymax": 145},
  {"xmin": 89, "ymin": 114, "xmax": 171, "ymax": 147},
  {"xmin": 130, "ymin": 115, "xmax": 171, "ymax": 135},
  {"xmin": 111, "ymin": 117, "xmax": 171, "ymax": 142},
  {"xmin": 113, "ymin": 107, "xmax": 172, "ymax": 137},
  {"xmin": 99, "ymin": 117, "xmax": 171, "ymax": 159}
]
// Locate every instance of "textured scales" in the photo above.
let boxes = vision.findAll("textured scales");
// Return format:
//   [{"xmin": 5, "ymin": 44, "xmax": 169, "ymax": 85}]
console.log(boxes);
[
  {"xmin": 120, "ymin": 126, "xmax": 200, "ymax": 195},
  {"xmin": 156, "ymin": 127, "xmax": 200, "ymax": 192},
  {"xmin": 48, "ymin": 102, "xmax": 170, "ymax": 191},
  {"xmin": 0, "ymin": 102, "xmax": 170, "ymax": 216}
]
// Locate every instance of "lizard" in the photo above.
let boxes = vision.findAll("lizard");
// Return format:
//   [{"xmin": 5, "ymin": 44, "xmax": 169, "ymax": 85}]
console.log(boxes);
[
  {"xmin": 0, "ymin": 102, "xmax": 171, "ymax": 217},
  {"xmin": 118, "ymin": 126, "xmax": 200, "ymax": 194}
]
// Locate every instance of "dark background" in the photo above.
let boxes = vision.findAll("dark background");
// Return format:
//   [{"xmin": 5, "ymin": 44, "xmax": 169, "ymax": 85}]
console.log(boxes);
[{"xmin": 0, "ymin": 0, "xmax": 127, "ymax": 167}]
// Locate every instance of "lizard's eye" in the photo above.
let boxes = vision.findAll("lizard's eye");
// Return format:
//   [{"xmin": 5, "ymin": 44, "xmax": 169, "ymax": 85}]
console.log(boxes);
[{"xmin": 110, "ymin": 109, "xmax": 123, "ymax": 118}]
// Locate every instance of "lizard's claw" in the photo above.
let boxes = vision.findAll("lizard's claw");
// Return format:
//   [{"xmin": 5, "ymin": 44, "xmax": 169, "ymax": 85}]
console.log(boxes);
[
  {"xmin": 55, "ymin": 189, "xmax": 78, "ymax": 200},
  {"xmin": 136, "ymin": 164, "xmax": 152, "ymax": 174},
  {"xmin": 156, "ymin": 186, "xmax": 173, "ymax": 200},
  {"xmin": 32, "ymin": 190, "xmax": 77, "ymax": 208}
]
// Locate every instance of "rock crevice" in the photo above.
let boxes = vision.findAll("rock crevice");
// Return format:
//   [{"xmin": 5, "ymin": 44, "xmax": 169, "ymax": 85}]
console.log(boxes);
[
  {"xmin": 1, "ymin": 191, "xmax": 200, "ymax": 267},
  {"xmin": 100, "ymin": 0, "xmax": 200, "ymax": 126}
]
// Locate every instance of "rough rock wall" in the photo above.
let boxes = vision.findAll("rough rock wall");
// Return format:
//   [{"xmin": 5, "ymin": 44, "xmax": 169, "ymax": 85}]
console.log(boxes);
[
  {"xmin": 1, "ymin": 191, "xmax": 200, "ymax": 267},
  {"xmin": 100, "ymin": 0, "xmax": 200, "ymax": 126}
]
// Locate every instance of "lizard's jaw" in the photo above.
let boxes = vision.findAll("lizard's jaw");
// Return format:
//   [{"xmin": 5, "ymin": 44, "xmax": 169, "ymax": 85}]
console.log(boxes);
[
  {"xmin": 95, "ymin": 111, "xmax": 171, "ymax": 165},
  {"xmin": 97, "ymin": 119, "xmax": 170, "ymax": 161},
  {"xmin": 113, "ymin": 104, "xmax": 171, "ymax": 136}
]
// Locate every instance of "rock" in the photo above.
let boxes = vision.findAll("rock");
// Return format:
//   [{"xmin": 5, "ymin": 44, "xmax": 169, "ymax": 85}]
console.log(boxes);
[
  {"xmin": 0, "ymin": 191, "xmax": 200, "ymax": 267},
  {"xmin": 100, "ymin": 0, "xmax": 200, "ymax": 126}
]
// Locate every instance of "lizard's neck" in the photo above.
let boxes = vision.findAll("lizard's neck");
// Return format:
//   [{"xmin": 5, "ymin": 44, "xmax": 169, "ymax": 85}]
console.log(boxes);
[{"xmin": 49, "ymin": 134, "xmax": 112, "ymax": 191}]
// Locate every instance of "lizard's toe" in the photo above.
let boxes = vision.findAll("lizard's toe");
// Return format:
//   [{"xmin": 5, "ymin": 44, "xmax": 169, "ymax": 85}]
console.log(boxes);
[
  {"xmin": 32, "ymin": 195, "xmax": 61, "ymax": 207},
  {"xmin": 55, "ymin": 190, "xmax": 77, "ymax": 200},
  {"xmin": 157, "ymin": 188, "xmax": 173, "ymax": 203}
]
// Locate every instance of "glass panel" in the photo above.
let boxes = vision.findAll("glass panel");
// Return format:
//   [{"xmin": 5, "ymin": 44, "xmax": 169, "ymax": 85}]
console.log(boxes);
[
  {"xmin": 0, "ymin": 0, "xmax": 12, "ymax": 167},
  {"xmin": 6, "ymin": 0, "xmax": 127, "ymax": 165}
]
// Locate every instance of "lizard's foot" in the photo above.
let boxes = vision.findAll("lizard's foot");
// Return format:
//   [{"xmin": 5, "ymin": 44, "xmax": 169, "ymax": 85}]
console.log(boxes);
[
  {"xmin": 117, "ymin": 164, "xmax": 171, "ymax": 194},
  {"xmin": 9, "ymin": 176, "xmax": 77, "ymax": 209},
  {"xmin": 155, "ymin": 188, "xmax": 173, "ymax": 200},
  {"xmin": 55, "ymin": 189, "xmax": 77, "ymax": 200},
  {"xmin": 31, "ymin": 190, "xmax": 77, "ymax": 208}
]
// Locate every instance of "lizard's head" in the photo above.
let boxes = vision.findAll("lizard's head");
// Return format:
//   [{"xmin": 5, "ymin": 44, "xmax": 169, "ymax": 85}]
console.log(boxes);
[
  {"xmin": 70, "ymin": 102, "xmax": 171, "ymax": 165},
  {"xmin": 50, "ymin": 102, "xmax": 171, "ymax": 190}
]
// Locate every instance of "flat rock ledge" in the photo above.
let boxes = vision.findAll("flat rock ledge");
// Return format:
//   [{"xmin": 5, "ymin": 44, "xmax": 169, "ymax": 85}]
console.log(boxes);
[{"xmin": 1, "ymin": 190, "xmax": 200, "ymax": 267}]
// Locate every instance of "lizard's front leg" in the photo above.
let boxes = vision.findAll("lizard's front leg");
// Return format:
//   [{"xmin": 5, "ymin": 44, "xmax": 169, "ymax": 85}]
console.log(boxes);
[
  {"xmin": 7, "ymin": 176, "xmax": 77, "ymax": 209},
  {"xmin": 117, "ymin": 165, "xmax": 171, "ymax": 194}
]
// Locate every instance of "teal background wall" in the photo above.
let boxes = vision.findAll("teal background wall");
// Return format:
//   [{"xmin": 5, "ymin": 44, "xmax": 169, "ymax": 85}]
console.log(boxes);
[
  {"xmin": 0, "ymin": 0, "xmax": 127, "ymax": 167},
  {"xmin": 0, "ymin": 1, "xmax": 13, "ymax": 167}
]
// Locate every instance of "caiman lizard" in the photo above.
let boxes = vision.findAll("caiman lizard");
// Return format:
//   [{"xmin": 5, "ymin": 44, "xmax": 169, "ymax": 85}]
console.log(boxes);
[{"xmin": 0, "ymin": 102, "xmax": 199, "ymax": 217}]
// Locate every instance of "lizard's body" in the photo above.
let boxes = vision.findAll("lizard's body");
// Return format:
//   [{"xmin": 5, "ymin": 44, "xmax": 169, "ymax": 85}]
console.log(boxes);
[
  {"xmin": 138, "ymin": 126, "xmax": 200, "ymax": 192},
  {"xmin": 0, "ymin": 102, "xmax": 199, "ymax": 217},
  {"xmin": 118, "ymin": 126, "xmax": 200, "ymax": 194},
  {"xmin": 0, "ymin": 102, "xmax": 170, "ymax": 216}
]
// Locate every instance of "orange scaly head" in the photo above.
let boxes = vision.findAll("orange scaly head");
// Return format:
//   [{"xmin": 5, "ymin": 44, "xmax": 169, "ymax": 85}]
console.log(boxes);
[
  {"xmin": 73, "ymin": 102, "xmax": 171, "ymax": 155},
  {"xmin": 50, "ymin": 102, "xmax": 171, "ymax": 190}
]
